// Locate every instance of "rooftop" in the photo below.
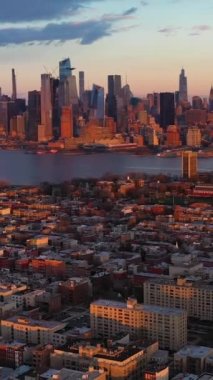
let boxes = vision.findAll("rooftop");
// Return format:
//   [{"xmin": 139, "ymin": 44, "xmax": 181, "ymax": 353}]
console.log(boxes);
[
  {"xmin": 91, "ymin": 299, "xmax": 186, "ymax": 316},
  {"xmin": 175, "ymin": 345, "xmax": 213, "ymax": 358},
  {"xmin": 4, "ymin": 316, "xmax": 65, "ymax": 330}
]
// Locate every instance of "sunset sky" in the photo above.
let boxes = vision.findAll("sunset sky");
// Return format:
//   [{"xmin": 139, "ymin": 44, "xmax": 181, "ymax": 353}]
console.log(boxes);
[{"xmin": 0, "ymin": 0, "xmax": 212, "ymax": 98}]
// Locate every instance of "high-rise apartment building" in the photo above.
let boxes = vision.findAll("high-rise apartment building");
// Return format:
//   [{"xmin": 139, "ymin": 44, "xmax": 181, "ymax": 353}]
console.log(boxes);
[
  {"xmin": 41, "ymin": 74, "xmax": 53, "ymax": 140},
  {"xmin": 186, "ymin": 126, "xmax": 201, "ymax": 147},
  {"xmin": 90, "ymin": 298, "xmax": 187, "ymax": 351},
  {"xmin": 144, "ymin": 277, "xmax": 213, "ymax": 321},
  {"xmin": 60, "ymin": 106, "xmax": 73, "ymax": 139},
  {"xmin": 182, "ymin": 150, "xmax": 197, "ymax": 179},
  {"xmin": 179, "ymin": 68, "xmax": 188, "ymax": 103},
  {"xmin": 160, "ymin": 92, "xmax": 175, "ymax": 130}
]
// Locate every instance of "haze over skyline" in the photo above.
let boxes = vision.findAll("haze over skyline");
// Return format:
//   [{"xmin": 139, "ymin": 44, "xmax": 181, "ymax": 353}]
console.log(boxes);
[{"xmin": 0, "ymin": 0, "xmax": 212, "ymax": 98}]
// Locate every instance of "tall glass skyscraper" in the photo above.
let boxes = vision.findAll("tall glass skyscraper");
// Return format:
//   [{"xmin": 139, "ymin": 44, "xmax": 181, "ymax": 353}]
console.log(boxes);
[
  {"xmin": 179, "ymin": 68, "xmax": 188, "ymax": 102},
  {"xmin": 59, "ymin": 58, "xmax": 72, "ymax": 81},
  {"xmin": 90, "ymin": 84, "xmax": 104, "ymax": 120},
  {"xmin": 58, "ymin": 58, "xmax": 79, "ymax": 106}
]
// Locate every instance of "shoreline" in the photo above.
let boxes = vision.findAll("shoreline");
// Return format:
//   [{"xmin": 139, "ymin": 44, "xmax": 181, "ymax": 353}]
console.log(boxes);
[{"xmin": 0, "ymin": 146, "xmax": 212, "ymax": 159}]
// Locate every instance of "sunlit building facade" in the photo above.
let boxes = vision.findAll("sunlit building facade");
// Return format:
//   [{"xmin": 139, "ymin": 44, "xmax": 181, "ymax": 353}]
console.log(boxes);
[
  {"xmin": 90, "ymin": 298, "xmax": 187, "ymax": 351},
  {"xmin": 144, "ymin": 277, "xmax": 213, "ymax": 321},
  {"xmin": 182, "ymin": 150, "xmax": 197, "ymax": 179}
]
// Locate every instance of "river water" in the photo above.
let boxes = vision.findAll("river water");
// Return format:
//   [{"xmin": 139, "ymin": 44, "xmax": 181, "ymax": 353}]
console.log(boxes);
[{"xmin": 0, "ymin": 150, "xmax": 212, "ymax": 185}]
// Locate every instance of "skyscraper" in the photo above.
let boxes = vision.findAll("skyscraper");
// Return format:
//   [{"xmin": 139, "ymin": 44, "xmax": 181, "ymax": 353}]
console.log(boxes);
[
  {"xmin": 186, "ymin": 126, "xmax": 201, "ymax": 147},
  {"xmin": 108, "ymin": 75, "xmax": 121, "ymax": 97},
  {"xmin": 106, "ymin": 75, "xmax": 122, "ymax": 122},
  {"xmin": 59, "ymin": 58, "xmax": 72, "ymax": 81},
  {"xmin": 28, "ymin": 90, "xmax": 41, "ymax": 141},
  {"xmin": 79, "ymin": 71, "xmax": 85, "ymax": 100},
  {"xmin": 59, "ymin": 57, "xmax": 78, "ymax": 110},
  {"xmin": 182, "ymin": 151, "xmax": 197, "ymax": 179},
  {"xmin": 179, "ymin": 68, "xmax": 188, "ymax": 103},
  {"xmin": 11, "ymin": 68, "xmax": 17, "ymax": 101},
  {"xmin": 60, "ymin": 106, "xmax": 73, "ymax": 139},
  {"xmin": 208, "ymin": 86, "xmax": 213, "ymax": 112},
  {"xmin": 90, "ymin": 84, "xmax": 104, "ymax": 120},
  {"xmin": 0, "ymin": 101, "xmax": 16, "ymax": 136},
  {"xmin": 160, "ymin": 92, "xmax": 175, "ymax": 130},
  {"xmin": 51, "ymin": 78, "xmax": 60, "ymax": 138},
  {"xmin": 41, "ymin": 74, "xmax": 53, "ymax": 140},
  {"xmin": 167, "ymin": 125, "xmax": 181, "ymax": 146}
]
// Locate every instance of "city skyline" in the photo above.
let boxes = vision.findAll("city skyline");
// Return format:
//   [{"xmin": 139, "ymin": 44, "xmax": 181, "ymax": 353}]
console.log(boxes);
[{"xmin": 0, "ymin": 0, "xmax": 212, "ymax": 98}]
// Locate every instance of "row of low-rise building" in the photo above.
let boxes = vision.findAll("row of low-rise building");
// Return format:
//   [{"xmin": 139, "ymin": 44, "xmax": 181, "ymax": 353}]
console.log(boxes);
[{"xmin": 0, "ymin": 179, "xmax": 211, "ymax": 378}]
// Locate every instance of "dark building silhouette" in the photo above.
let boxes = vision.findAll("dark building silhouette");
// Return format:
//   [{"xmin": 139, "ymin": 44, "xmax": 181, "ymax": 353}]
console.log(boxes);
[
  {"xmin": 15, "ymin": 98, "xmax": 26, "ymax": 114},
  {"xmin": 185, "ymin": 109, "xmax": 207, "ymax": 125},
  {"xmin": 11, "ymin": 68, "xmax": 17, "ymax": 101},
  {"xmin": 192, "ymin": 96, "xmax": 203, "ymax": 110},
  {"xmin": 0, "ymin": 101, "xmax": 17, "ymax": 136},
  {"xmin": 28, "ymin": 90, "xmax": 41, "ymax": 141},
  {"xmin": 51, "ymin": 78, "xmax": 60, "ymax": 138},
  {"xmin": 79, "ymin": 71, "xmax": 85, "ymax": 100},
  {"xmin": 160, "ymin": 92, "xmax": 175, "ymax": 130},
  {"xmin": 209, "ymin": 86, "xmax": 213, "ymax": 112},
  {"xmin": 179, "ymin": 68, "xmax": 188, "ymax": 102},
  {"xmin": 106, "ymin": 74, "xmax": 122, "ymax": 122}
]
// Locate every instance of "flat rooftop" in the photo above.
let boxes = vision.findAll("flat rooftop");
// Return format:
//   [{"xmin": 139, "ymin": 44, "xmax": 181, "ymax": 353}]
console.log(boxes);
[
  {"xmin": 175, "ymin": 345, "xmax": 213, "ymax": 358},
  {"xmin": 91, "ymin": 299, "xmax": 186, "ymax": 316},
  {"xmin": 144, "ymin": 277, "xmax": 213, "ymax": 291},
  {"xmin": 4, "ymin": 316, "xmax": 65, "ymax": 330}
]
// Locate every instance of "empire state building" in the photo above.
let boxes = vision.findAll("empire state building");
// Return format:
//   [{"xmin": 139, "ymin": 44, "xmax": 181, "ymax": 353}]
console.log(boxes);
[{"xmin": 179, "ymin": 68, "xmax": 188, "ymax": 102}]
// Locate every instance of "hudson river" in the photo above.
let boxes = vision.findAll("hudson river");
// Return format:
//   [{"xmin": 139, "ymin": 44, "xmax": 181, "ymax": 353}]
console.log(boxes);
[{"xmin": 0, "ymin": 150, "xmax": 212, "ymax": 185}]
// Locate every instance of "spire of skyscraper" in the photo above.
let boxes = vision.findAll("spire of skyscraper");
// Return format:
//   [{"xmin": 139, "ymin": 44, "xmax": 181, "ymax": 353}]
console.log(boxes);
[
  {"xmin": 11, "ymin": 68, "xmax": 17, "ymax": 101},
  {"xmin": 179, "ymin": 68, "xmax": 188, "ymax": 103}
]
